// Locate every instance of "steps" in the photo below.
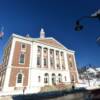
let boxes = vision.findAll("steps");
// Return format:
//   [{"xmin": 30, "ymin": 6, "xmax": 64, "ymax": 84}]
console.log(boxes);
[{"xmin": 0, "ymin": 96, "xmax": 13, "ymax": 100}]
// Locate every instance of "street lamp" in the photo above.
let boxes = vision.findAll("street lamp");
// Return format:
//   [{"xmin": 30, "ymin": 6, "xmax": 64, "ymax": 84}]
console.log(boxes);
[
  {"xmin": 75, "ymin": 9, "xmax": 100, "ymax": 31},
  {"xmin": 75, "ymin": 9, "xmax": 100, "ymax": 45}
]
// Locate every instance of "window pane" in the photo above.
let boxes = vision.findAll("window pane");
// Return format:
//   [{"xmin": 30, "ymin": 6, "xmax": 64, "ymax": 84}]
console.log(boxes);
[
  {"xmin": 21, "ymin": 43, "xmax": 26, "ymax": 50},
  {"xmin": 22, "ymin": 44, "xmax": 25, "ymax": 48},
  {"xmin": 44, "ymin": 73, "xmax": 49, "ymax": 83},
  {"xmin": 38, "ymin": 76, "xmax": 41, "ymax": 82},
  {"xmin": 19, "ymin": 53, "xmax": 25, "ymax": 64},
  {"xmin": 17, "ymin": 74, "xmax": 22, "ymax": 83},
  {"xmin": 44, "ymin": 58, "xmax": 47, "ymax": 66},
  {"xmin": 37, "ymin": 56, "xmax": 41, "ymax": 65},
  {"xmin": 38, "ymin": 46, "xmax": 41, "ymax": 52}
]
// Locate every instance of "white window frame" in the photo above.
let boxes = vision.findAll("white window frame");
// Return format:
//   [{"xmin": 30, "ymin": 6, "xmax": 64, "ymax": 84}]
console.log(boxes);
[
  {"xmin": 38, "ymin": 76, "xmax": 41, "ymax": 82},
  {"xmin": 16, "ymin": 72, "xmax": 24, "ymax": 87},
  {"xmin": 19, "ymin": 53, "xmax": 25, "ymax": 65},
  {"xmin": 21, "ymin": 43, "xmax": 26, "ymax": 52},
  {"xmin": 44, "ymin": 73, "xmax": 49, "ymax": 84},
  {"xmin": 58, "ymin": 74, "xmax": 62, "ymax": 83}
]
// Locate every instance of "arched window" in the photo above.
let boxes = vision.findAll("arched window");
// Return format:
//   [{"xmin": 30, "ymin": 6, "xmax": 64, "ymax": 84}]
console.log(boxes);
[
  {"xmin": 52, "ymin": 73, "xmax": 56, "ymax": 84},
  {"xmin": 44, "ymin": 73, "xmax": 49, "ymax": 84},
  {"xmin": 58, "ymin": 74, "xmax": 62, "ymax": 83},
  {"xmin": 17, "ymin": 73, "xmax": 23, "ymax": 83},
  {"xmin": 16, "ymin": 72, "xmax": 24, "ymax": 86}
]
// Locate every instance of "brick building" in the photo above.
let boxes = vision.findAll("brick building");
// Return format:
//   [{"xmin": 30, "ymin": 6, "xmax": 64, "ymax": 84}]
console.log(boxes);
[{"xmin": 0, "ymin": 29, "xmax": 79, "ymax": 94}]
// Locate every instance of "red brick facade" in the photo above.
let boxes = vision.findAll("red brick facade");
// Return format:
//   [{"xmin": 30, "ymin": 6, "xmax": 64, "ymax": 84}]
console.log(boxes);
[
  {"xmin": 12, "ymin": 41, "xmax": 31, "ymax": 67},
  {"xmin": 9, "ymin": 68, "xmax": 29, "ymax": 87},
  {"xmin": 9, "ymin": 41, "xmax": 31, "ymax": 87},
  {"xmin": 67, "ymin": 54, "xmax": 78, "ymax": 82}
]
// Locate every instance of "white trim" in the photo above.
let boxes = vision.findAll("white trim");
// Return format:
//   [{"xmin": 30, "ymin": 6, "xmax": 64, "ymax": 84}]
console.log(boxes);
[
  {"xmin": 73, "ymin": 53, "xmax": 79, "ymax": 82},
  {"xmin": 12, "ymin": 33, "xmax": 74, "ymax": 53},
  {"xmin": 18, "ymin": 53, "xmax": 25, "ymax": 65},
  {"xmin": 21, "ymin": 43, "xmax": 26, "ymax": 52},
  {"xmin": 16, "ymin": 72, "xmax": 24, "ymax": 87},
  {"xmin": 2, "ymin": 38, "xmax": 16, "ymax": 91}
]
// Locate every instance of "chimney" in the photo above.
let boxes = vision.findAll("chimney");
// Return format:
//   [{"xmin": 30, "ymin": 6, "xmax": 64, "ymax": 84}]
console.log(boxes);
[{"xmin": 40, "ymin": 28, "xmax": 45, "ymax": 38}]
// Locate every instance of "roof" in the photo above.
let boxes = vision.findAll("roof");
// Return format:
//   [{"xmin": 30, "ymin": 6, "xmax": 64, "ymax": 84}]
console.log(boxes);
[
  {"xmin": 87, "ymin": 68, "xmax": 96, "ymax": 73},
  {"xmin": 36, "ymin": 38, "xmax": 67, "ymax": 50},
  {"xmin": 12, "ymin": 34, "xmax": 75, "ymax": 52},
  {"xmin": 96, "ymin": 68, "xmax": 100, "ymax": 72}
]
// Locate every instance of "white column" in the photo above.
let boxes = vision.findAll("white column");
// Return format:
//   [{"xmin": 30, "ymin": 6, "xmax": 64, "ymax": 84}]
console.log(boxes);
[
  {"xmin": 54, "ymin": 50, "xmax": 57, "ymax": 69},
  {"xmin": 73, "ymin": 53, "xmax": 79, "ymax": 82},
  {"xmin": 27, "ymin": 42, "xmax": 33, "ymax": 89},
  {"xmin": 49, "ymin": 73, "xmax": 52, "ymax": 85},
  {"xmin": 32, "ymin": 44, "xmax": 38, "ymax": 68},
  {"xmin": 64, "ymin": 52, "xmax": 71, "ymax": 82},
  {"xmin": 41, "ymin": 47, "xmax": 44, "ymax": 68},
  {"xmin": 59, "ymin": 51, "xmax": 62, "ymax": 70}
]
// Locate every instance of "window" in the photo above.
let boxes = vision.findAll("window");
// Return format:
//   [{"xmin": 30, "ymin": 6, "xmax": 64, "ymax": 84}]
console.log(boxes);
[
  {"xmin": 44, "ymin": 48, "xmax": 47, "ymax": 53},
  {"xmin": 50, "ymin": 49, "xmax": 53, "ymax": 55},
  {"xmin": 65, "ymin": 76, "xmax": 67, "ymax": 81},
  {"xmin": 52, "ymin": 73, "xmax": 56, "ymax": 84},
  {"xmin": 21, "ymin": 43, "xmax": 26, "ymax": 51},
  {"xmin": 44, "ymin": 73, "xmax": 49, "ymax": 83},
  {"xmin": 19, "ymin": 53, "xmax": 25, "ymax": 64},
  {"xmin": 57, "ymin": 64, "xmax": 60, "ymax": 69},
  {"xmin": 22, "ymin": 44, "xmax": 25, "ymax": 49},
  {"xmin": 37, "ymin": 56, "xmax": 41, "ymax": 66},
  {"xmin": 56, "ymin": 51, "xmax": 59, "ymax": 56},
  {"xmin": 44, "ymin": 58, "xmax": 47, "ymax": 66},
  {"xmin": 61, "ymin": 52, "xmax": 63, "ymax": 57},
  {"xmin": 44, "ymin": 58, "xmax": 46, "ymax": 66},
  {"xmin": 43, "ymin": 48, "xmax": 48, "ymax": 68},
  {"xmin": 17, "ymin": 73, "xmax": 23, "ymax": 83},
  {"xmin": 38, "ymin": 76, "xmax": 41, "ymax": 82},
  {"xmin": 38, "ymin": 46, "xmax": 41, "ymax": 53},
  {"xmin": 50, "ymin": 57, "xmax": 54, "ymax": 66},
  {"xmin": 58, "ymin": 74, "xmax": 62, "ymax": 83},
  {"xmin": 50, "ymin": 49, "xmax": 54, "ymax": 68},
  {"xmin": 37, "ymin": 46, "xmax": 41, "ymax": 67}
]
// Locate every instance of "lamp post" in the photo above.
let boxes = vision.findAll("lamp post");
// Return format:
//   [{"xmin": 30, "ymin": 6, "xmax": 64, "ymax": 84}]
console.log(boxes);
[
  {"xmin": 75, "ymin": 9, "xmax": 100, "ymax": 31},
  {"xmin": 75, "ymin": 9, "xmax": 100, "ymax": 45}
]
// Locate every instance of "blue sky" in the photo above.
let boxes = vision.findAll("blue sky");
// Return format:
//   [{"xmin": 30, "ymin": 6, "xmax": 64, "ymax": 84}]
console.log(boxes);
[{"xmin": 0, "ymin": 0, "xmax": 100, "ymax": 67}]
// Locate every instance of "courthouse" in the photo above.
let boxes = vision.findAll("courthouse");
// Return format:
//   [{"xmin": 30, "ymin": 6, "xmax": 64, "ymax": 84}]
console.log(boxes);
[{"xmin": 0, "ymin": 29, "xmax": 79, "ymax": 94}]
